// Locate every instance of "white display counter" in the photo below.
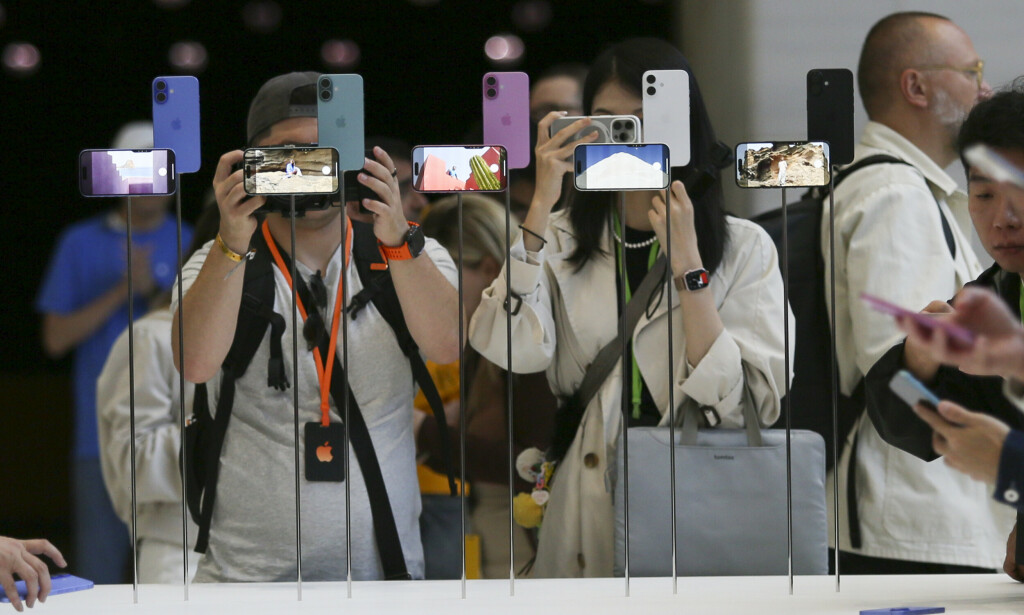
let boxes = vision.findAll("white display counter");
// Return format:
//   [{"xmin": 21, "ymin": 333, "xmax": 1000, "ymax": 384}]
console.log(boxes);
[{"xmin": 23, "ymin": 574, "xmax": 1024, "ymax": 614}]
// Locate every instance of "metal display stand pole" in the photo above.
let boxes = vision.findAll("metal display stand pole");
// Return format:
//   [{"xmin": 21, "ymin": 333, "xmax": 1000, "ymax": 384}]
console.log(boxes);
[
  {"xmin": 341, "ymin": 188, "xmax": 353, "ymax": 599},
  {"xmin": 289, "ymin": 196, "xmax": 303, "ymax": 600},
  {"xmin": 457, "ymin": 193, "xmax": 467, "ymax": 600},
  {"xmin": 504, "ymin": 188, "xmax": 515, "ymax": 596},
  {"xmin": 781, "ymin": 187, "xmax": 793, "ymax": 596},
  {"xmin": 664, "ymin": 185, "xmax": 678, "ymax": 594},
  {"xmin": 126, "ymin": 197, "xmax": 139, "ymax": 604},
  {"xmin": 618, "ymin": 192, "xmax": 631, "ymax": 598},
  {"xmin": 174, "ymin": 187, "xmax": 190, "ymax": 599},
  {"xmin": 827, "ymin": 172, "xmax": 841, "ymax": 592}
]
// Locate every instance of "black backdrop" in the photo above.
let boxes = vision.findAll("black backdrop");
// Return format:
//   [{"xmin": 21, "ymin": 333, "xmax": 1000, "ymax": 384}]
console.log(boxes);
[{"xmin": 0, "ymin": 0, "xmax": 671, "ymax": 548}]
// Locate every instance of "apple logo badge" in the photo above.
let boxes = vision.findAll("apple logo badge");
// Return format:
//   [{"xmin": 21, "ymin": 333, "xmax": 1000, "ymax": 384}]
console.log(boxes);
[
  {"xmin": 335, "ymin": 116, "xmax": 347, "ymax": 128},
  {"xmin": 171, "ymin": 117, "xmax": 182, "ymax": 131},
  {"xmin": 316, "ymin": 441, "xmax": 333, "ymax": 463},
  {"xmin": 501, "ymin": 113, "xmax": 512, "ymax": 127}
]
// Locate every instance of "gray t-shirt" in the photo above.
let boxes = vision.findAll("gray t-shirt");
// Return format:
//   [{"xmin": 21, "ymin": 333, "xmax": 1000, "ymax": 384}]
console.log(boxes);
[{"xmin": 174, "ymin": 231, "xmax": 457, "ymax": 582}]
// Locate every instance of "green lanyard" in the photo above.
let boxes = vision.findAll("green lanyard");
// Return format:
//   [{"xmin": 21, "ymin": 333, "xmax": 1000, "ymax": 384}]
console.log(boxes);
[
  {"xmin": 613, "ymin": 213, "xmax": 660, "ymax": 420},
  {"xmin": 1019, "ymin": 278, "xmax": 1023, "ymax": 325}
]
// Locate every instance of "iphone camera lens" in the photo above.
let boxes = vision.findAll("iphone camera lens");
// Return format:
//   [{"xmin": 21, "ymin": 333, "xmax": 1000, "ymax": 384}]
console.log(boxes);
[
  {"xmin": 320, "ymin": 77, "xmax": 331, "ymax": 89},
  {"xmin": 612, "ymin": 120, "xmax": 623, "ymax": 129},
  {"xmin": 320, "ymin": 89, "xmax": 332, "ymax": 101},
  {"xmin": 156, "ymin": 80, "xmax": 166, "ymax": 90},
  {"xmin": 646, "ymin": 86, "xmax": 656, "ymax": 96},
  {"xmin": 646, "ymin": 74, "xmax": 656, "ymax": 84},
  {"xmin": 486, "ymin": 76, "xmax": 497, "ymax": 86},
  {"xmin": 156, "ymin": 91, "xmax": 167, "ymax": 103},
  {"xmin": 487, "ymin": 88, "xmax": 497, "ymax": 98}
]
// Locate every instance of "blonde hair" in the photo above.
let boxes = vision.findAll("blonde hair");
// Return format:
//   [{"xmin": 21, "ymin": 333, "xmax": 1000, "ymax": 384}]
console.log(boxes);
[{"xmin": 419, "ymin": 194, "xmax": 519, "ymax": 268}]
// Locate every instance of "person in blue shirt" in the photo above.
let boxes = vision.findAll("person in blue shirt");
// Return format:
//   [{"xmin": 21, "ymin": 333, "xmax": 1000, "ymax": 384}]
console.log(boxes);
[{"xmin": 36, "ymin": 121, "xmax": 193, "ymax": 583}]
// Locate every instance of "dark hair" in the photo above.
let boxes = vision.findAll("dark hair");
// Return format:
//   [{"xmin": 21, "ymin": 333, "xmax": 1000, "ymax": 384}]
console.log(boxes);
[
  {"xmin": 565, "ymin": 38, "xmax": 727, "ymax": 274},
  {"xmin": 365, "ymin": 136, "xmax": 413, "ymax": 163},
  {"xmin": 536, "ymin": 62, "xmax": 589, "ymax": 87},
  {"xmin": 957, "ymin": 78, "xmax": 1024, "ymax": 171},
  {"xmin": 857, "ymin": 11, "xmax": 951, "ymax": 119}
]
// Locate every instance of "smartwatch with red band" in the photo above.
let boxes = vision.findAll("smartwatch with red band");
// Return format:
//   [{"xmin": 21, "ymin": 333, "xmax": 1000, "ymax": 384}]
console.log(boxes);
[{"xmin": 378, "ymin": 222, "xmax": 425, "ymax": 263}]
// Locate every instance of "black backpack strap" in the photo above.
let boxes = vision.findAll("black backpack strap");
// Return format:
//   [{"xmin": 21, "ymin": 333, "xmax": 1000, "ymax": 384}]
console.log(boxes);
[
  {"xmin": 320, "ymin": 336, "xmax": 412, "ymax": 580},
  {"xmin": 348, "ymin": 220, "xmax": 459, "ymax": 497},
  {"xmin": 187, "ymin": 230, "xmax": 281, "ymax": 553}
]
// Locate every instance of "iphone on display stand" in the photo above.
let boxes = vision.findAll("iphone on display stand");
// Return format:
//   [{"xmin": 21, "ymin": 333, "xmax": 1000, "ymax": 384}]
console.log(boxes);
[
  {"xmin": 734, "ymin": 141, "xmax": 831, "ymax": 189},
  {"xmin": 242, "ymin": 146, "xmax": 340, "ymax": 196},
  {"xmin": 573, "ymin": 143, "xmax": 670, "ymax": 191},
  {"xmin": 411, "ymin": 145, "xmax": 507, "ymax": 192},
  {"xmin": 152, "ymin": 76, "xmax": 201, "ymax": 173},
  {"xmin": 642, "ymin": 70, "xmax": 690, "ymax": 166},
  {"xmin": 806, "ymin": 68, "xmax": 854, "ymax": 167},
  {"xmin": 317, "ymin": 74, "xmax": 365, "ymax": 172},
  {"xmin": 79, "ymin": 149, "xmax": 177, "ymax": 197},
  {"xmin": 483, "ymin": 72, "xmax": 530, "ymax": 170}
]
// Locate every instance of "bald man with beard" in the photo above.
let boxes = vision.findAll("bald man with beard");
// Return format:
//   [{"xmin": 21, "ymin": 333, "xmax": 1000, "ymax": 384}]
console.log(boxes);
[{"xmin": 821, "ymin": 11, "xmax": 1009, "ymax": 574}]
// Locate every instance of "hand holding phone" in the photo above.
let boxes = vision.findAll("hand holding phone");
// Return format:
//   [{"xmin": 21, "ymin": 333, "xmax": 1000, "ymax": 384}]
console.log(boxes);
[
  {"xmin": 860, "ymin": 292, "xmax": 975, "ymax": 346},
  {"xmin": 889, "ymin": 369, "xmax": 941, "ymax": 411},
  {"xmin": 549, "ymin": 115, "xmax": 641, "ymax": 146}
]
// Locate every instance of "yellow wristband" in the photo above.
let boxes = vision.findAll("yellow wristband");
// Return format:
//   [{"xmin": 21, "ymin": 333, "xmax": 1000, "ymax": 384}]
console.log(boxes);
[{"xmin": 215, "ymin": 233, "xmax": 247, "ymax": 262}]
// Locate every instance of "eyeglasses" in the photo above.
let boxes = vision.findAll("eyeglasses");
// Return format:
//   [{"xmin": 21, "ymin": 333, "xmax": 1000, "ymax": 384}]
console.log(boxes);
[{"xmin": 916, "ymin": 60, "xmax": 985, "ymax": 90}]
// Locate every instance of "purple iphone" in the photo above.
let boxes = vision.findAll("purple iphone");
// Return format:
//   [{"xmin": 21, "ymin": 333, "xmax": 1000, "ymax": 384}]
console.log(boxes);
[
  {"xmin": 483, "ymin": 71, "xmax": 530, "ymax": 170},
  {"xmin": 153, "ymin": 75, "xmax": 201, "ymax": 173},
  {"xmin": 0, "ymin": 574, "xmax": 93, "ymax": 602}
]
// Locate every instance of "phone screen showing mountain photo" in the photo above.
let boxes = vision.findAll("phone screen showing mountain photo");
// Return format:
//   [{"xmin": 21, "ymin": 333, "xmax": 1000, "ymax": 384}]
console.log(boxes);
[{"xmin": 574, "ymin": 143, "xmax": 670, "ymax": 191}]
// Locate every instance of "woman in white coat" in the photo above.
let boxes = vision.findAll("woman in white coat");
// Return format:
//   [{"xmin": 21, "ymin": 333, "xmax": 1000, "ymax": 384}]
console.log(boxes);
[{"xmin": 468, "ymin": 38, "xmax": 793, "ymax": 578}]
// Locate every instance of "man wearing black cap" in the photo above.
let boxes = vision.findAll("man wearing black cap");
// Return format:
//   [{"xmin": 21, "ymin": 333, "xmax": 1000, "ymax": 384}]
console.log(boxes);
[{"xmin": 171, "ymin": 72, "xmax": 460, "ymax": 581}]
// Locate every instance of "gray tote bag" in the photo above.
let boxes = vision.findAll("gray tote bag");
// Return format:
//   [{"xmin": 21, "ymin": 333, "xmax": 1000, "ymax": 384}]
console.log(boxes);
[{"xmin": 613, "ymin": 400, "xmax": 828, "ymax": 577}]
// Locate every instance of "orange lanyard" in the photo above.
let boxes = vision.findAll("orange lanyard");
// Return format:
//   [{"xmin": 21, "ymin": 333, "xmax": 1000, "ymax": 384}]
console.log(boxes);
[{"xmin": 262, "ymin": 219, "xmax": 352, "ymax": 426}]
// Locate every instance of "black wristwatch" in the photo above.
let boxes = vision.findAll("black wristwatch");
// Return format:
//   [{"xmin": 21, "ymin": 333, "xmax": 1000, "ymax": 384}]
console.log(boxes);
[
  {"xmin": 378, "ymin": 222, "xmax": 425, "ymax": 262},
  {"xmin": 675, "ymin": 268, "xmax": 710, "ymax": 292}
]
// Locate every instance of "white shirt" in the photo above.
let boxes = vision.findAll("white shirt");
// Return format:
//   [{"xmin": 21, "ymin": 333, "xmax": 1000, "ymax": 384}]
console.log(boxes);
[{"xmin": 823, "ymin": 120, "xmax": 1013, "ymax": 567}]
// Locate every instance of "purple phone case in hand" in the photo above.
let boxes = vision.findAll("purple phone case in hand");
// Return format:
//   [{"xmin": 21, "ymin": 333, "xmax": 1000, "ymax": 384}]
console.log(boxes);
[{"xmin": 483, "ymin": 71, "xmax": 530, "ymax": 170}]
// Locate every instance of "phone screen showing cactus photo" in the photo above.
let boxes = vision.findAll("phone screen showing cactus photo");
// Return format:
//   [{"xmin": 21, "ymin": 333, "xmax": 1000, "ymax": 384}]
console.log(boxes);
[
  {"xmin": 411, "ymin": 145, "xmax": 508, "ymax": 193},
  {"xmin": 573, "ymin": 143, "xmax": 670, "ymax": 191}
]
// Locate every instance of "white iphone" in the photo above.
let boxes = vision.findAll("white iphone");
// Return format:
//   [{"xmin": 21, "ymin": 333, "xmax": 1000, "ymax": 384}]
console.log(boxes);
[{"xmin": 642, "ymin": 69, "xmax": 690, "ymax": 166}]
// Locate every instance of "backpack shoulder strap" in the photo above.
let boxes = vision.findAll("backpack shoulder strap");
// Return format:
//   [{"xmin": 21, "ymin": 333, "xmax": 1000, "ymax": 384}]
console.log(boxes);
[
  {"xmin": 188, "ymin": 227, "xmax": 285, "ymax": 553},
  {"xmin": 348, "ymin": 220, "xmax": 458, "ymax": 497}
]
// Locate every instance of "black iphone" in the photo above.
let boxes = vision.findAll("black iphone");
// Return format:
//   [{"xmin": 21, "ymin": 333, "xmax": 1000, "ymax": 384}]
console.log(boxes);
[{"xmin": 807, "ymin": 68, "xmax": 854, "ymax": 167}]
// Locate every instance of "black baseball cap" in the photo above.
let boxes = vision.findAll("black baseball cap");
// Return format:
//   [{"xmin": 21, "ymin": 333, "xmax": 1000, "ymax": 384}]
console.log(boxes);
[{"xmin": 246, "ymin": 71, "xmax": 320, "ymax": 145}]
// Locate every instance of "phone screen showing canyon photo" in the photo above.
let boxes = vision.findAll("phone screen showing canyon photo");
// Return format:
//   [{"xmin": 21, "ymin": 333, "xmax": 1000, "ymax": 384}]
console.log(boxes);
[{"xmin": 735, "ymin": 141, "xmax": 830, "ymax": 188}]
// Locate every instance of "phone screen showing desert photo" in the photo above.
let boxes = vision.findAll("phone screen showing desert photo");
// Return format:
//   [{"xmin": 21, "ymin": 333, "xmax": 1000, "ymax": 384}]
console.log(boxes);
[
  {"xmin": 735, "ymin": 141, "xmax": 830, "ymax": 188},
  {"xmin": 243, "ymin": 147, "xmax": 339, "ymax": 195},
  {"xmin": 80, "ymin": 149, "xmax": 172, "ymax": 196},
  {"xmin": 574, "ymin": 143, "xmax": 670, "ymax": 191},
  {"xmin": 412, "ymin": 145, "xmax": 507, "ymax": 192}
]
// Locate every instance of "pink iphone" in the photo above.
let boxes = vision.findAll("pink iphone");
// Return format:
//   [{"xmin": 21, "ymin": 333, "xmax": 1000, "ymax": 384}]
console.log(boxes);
[
  {"xmin": 483, "ymin": 71, "xmax": 530, "ymax": 170},
  {"xmin": 860, "ymin": 292, "xmax": 974, "ymax": 345}
]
